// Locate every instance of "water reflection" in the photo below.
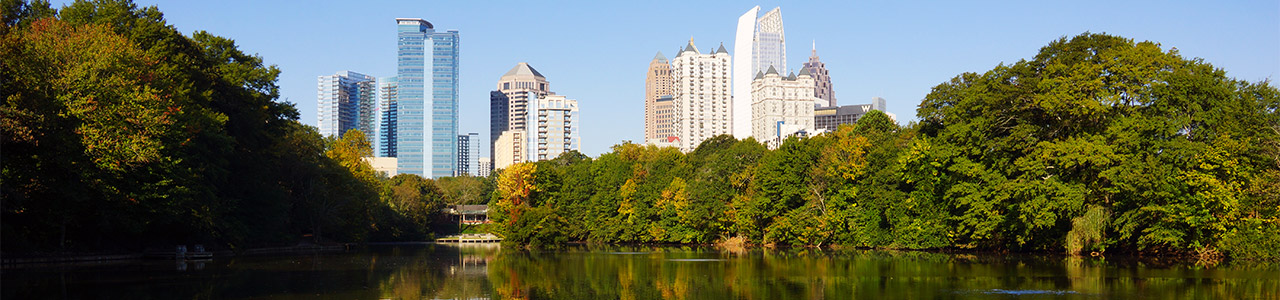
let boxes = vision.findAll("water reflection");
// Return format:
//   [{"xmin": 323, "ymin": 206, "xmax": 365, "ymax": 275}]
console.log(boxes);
[{"xmin": 3, "ymin": 245, "xmax": 1277, "ymax": 299}]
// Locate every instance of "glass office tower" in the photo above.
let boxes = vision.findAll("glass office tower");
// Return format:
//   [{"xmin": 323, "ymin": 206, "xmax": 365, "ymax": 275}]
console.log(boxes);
[{"xmin": 396, "ymin": 18, "xmax": 459, "ymax": 178}]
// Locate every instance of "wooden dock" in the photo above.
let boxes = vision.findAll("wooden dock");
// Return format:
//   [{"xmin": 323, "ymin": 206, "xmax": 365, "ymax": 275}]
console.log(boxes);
[{"xmin": 435, "ymin": 234, "xmax": 501, "ymax": 243}]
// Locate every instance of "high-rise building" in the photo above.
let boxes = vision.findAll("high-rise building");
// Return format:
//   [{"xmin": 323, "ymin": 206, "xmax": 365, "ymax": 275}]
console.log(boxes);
[
  {"xmin": 490, "ymin": 62, "xmax": 550, "ymax": 169},
  {"xmin": 493, "ymin": 129, "xmax": 524, "ymax": 170},
  {"xmin": 477, "ymin": 157, "xmax": 492, "ymax": 178},
  {"xmin": 645, "ymin": 52, "xmax": 674, "ymax": 141},
  {"xmin": 803, "ymin": 42, "xmax": 836, "ymax": 108},
  {"xmin": 652, "ymin": 95, "xmax": 675, "ymax": 143},
  {"xmin": 317, "ymin": 71, "xmax": 377, "ymax": 141},
  {"xmin": 733, "ymin": 6, "xmax": 788, "ymax": 138},
  {"xmin": 396, "ymin": 18, "xmax": 459, "ymax": 178},
  {"xmin": 457, "ymin": 132, "xmax": 479, "ymax": 176},
  {"xmin": 531, "ymin": 94, "xmax": 580, "ymax": 161},
  {"xmin": 378, "ymin": 77, "xmax": 398, "ymax": 157},
  {"xmin": 751, "ymin": 67, "xmax": 816, "ymax": 147},
  {"xmin": 671, "ymin": 39, "xmax": 733, "ymax": 152}
]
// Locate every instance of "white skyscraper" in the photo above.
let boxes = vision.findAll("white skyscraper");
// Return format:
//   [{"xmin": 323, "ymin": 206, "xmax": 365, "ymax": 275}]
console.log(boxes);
[
  {"xmin": 733, "ymin": 6, "xmax": 788, "ymax": 139},
  {"xmin": 672, "ymin": 39, "xmax": 733, "ymax": 152},
  {"xmin": 529, "ymin": 95, "xmax": 580, "ymax": 161}
]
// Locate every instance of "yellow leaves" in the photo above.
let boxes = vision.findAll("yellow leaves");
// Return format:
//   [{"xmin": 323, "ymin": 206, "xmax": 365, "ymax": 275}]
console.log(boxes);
[
  {"xmin": 822, "ymin": 126, "xmax": 872, "ymax": 182},
  {"xmin": 498, "ymin": 162, "xmax": 538, "ymax": 208}
]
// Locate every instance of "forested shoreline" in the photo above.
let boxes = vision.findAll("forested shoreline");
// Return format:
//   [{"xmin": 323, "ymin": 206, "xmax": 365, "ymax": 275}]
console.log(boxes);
[
  {"xmin": 488, "ymin": 35, "xmax": 1280, "ymax": 259},
  {"xmin": 1, "ymin": 0, "xmax": 486, "ymax": 254},
  {"xmin": 3, "ymin": 1, "xmax": 1278, "ymax": 260}
]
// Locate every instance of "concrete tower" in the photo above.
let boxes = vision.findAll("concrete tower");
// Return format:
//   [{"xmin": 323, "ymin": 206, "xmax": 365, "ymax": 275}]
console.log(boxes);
[{"xmin": 672, "ymin": 39, "xmax": 733, "ymax": 152}]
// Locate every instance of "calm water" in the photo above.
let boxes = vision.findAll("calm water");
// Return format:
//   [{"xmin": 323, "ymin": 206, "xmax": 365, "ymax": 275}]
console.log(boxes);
[{"xmin": 3, "ymin": 244, "xmax": 1277, "ymax": 299}]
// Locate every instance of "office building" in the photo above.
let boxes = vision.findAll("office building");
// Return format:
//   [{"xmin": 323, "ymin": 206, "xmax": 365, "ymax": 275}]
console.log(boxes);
[
  {"xmin": 733, "ymin": 6, "xmax": 788, "ymax": 138},
  {"xmin": 477, "ymin": 157, "xmax": 492, "ymax": 177},
  {"xmin": 490, "ymin": 62, "xmax": 550, "ymax": 169},
  {"xmin": 457, "ymin": 133, "xmax": 479, "ymax": 176},
  {"xmin": 493, "ymin": 129, "xmax": 524, "ymax": 170},
  {"xmin": 396, "ymin": 18, "xmax": 459, "ymax": 178},
  {"xmin": 645, "ymin": 52, "xmax": 674, "ymax": 141},
  {"xmin": 671, "ymin": 39, "xmax": 732, "ymax": 152},
  {"xmin": 317, "ymin": 71, "xmax": 376, "ymax": 141},
  {"xmin": 803, "ymin": 42, "xmax": 836, "ymax": 108},
  {"xmin": 814, "ymin": 97, "xmax": 897, "ymax": 133},
  {"xmin": 378, "ymin": 77, "xmax": 398, "ymax": 157},
  {"xmin": 751, "ymin": 67, "xmax": 816, "ymax": 147}
]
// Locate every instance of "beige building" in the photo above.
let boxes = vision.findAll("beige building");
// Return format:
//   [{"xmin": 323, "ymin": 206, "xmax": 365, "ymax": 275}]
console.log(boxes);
[
  {"xmin": 671, "ymin": 39, "xmax": 733, "ymax": 152},
  {"xmin": 645, "ymin": 52, "xmax": 674, "ymax": 141},
  {"xmin": 751, "ymin": 66, "xmax": 816, "ymax": 148},
  {"xmin": 490, "ymin": 63, "xmax": 551, "ymax": 170},
  {"xmin": 493, "ymin": 129, "xmax": 524, "ymax": 170},
  {"xmin": 362, "ymin": 157, "xmax": 398, "ymax": 177}
]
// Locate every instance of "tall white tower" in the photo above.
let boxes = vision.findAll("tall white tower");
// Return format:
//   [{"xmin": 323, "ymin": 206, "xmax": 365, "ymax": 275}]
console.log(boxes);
[
  {"xmin": 733, "ymin": 6, "xmax": 787, "ymax": 139},
  {"xmin": 732, "ymin": 6, "xmax": 760, "ymax": 138}
]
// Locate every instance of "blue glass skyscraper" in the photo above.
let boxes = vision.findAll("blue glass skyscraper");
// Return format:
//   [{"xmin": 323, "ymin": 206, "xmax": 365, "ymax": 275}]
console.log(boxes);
[{"xmin": 396, "ymin": 18, "xmax": 459, "ymax": 178}]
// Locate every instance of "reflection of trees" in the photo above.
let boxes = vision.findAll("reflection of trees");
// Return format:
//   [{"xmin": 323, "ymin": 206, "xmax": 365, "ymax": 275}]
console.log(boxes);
[
  {"xmin": 480, "ymin": 247, "xmax": 1278, "ymax": 299},
  {"xmin": 7, "ymin": 246, "xmax": 1275, "ymax": 298}
]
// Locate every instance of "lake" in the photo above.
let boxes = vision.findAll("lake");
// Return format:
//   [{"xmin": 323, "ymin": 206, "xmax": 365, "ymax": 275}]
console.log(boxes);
[{"xmin": 3, "ymin": 244, "xmax": 1277, "ymax": 299}]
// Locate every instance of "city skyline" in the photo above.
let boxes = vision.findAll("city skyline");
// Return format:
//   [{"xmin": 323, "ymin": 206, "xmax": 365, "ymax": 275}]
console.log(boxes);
[{"xmin": 82, "ymin": 0, "xmax": 1280, "ymax": 157}]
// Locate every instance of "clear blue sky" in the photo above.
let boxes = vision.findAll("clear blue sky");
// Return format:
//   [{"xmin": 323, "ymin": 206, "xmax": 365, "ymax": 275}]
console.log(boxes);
[{"xmin": 51, "ymin": 0, "xmax": 1280, "ymax": 157}]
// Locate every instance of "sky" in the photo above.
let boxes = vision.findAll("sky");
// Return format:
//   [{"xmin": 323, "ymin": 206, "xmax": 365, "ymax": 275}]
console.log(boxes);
[{"xmin": 49, "ymin": 0, "xmax": 1280, "ymax": 157}]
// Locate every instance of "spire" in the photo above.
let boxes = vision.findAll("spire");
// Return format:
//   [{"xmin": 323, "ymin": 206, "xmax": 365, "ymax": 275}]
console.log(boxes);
[
  {"xmin": 715, "ymin": 42, "xmax": 729, "ymax": 54},
  {"xmin": 798, "ymin": 67, "xmax": 811, "ymax": 77},
  {"xmin": 682, "ymin": 38, "xmax": 699, "ymax": 54},
  {"xmin": 765, "ymin": 65, "xmax": 778, "ymax": 75},
  {"xmin": 812, "ymin": 40, "xmax": 817, "ymax": 57},
  {"xmin": 754, "ymin": 71, "xmax": 765, "ymax": 80}
]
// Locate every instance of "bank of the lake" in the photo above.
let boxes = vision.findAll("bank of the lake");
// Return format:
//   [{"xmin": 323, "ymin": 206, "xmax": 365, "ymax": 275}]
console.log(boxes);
[{"xmin": 4, "ymin": 244, "xmax": 1277, "ymax": 299}]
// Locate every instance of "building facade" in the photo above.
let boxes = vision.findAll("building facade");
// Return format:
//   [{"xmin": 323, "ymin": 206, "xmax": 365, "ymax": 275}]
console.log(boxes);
[
  {"xmin": 317, "ymin": 71, "xmax": 376, "ymax": 141},
  {"xmin": 531, "ymin": 94, "xmax": 580, "ymax": 161},
  {"xmin": 396, "ymin": 18, "xmax": 459, "ymax": 178},
  {"xmin": 457, "ymin": 132, "xmax": 479, "ymax": 176},
  {"xmin": 476, "ymin": 157, "xmax": 491, "ymax": 177},
  {"xmin": 671, "ymin": 39, "xmax": 733, "ymax": 152},
  {"xmin": 751, "ymin": 67, "xmax": 816, "ymax": 147},
  {"xmin": 803, "ymin": 43, "xmax": 836, "ymax": 108},
  {"xmin": 814, "ymin": 97, "xmax": 896, "ymax": 133},
  {"xmin": 493, "ymin": 129, "xmax": 524, "ymax": 170},
  {"xmin": 490, "ymin": 63, "xmax": 550, "ymax": 170},
  {"xmin": 378, "ymin": 77, "xmax": 398, "ymax": 157},
  {"xmin": 644, "ymin": 52, "xmax": 674, "ymax": 141}
]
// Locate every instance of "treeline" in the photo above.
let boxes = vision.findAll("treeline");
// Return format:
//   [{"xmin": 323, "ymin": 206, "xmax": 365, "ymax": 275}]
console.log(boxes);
[
  {"xmin": 490, "ymin": 33, "xmax": 1280, "ymax": 259},
  {"xmin": 0, "ymin": 0, "xmax": 492, "ymax": 253}
]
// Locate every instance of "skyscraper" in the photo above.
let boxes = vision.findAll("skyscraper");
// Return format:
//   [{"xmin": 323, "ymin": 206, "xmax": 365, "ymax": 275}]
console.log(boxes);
[
  {"xmin": 457, "ymin": 132, "xmax": 479, "ymax": 176},
  {"xmin": 317, "ymin": 71, "xmax": 377, "ymax": 141},
  {"xmin": 378, "ymin": 77, "xmax": 398, "ymax": 157},
  {"xmin": 490, "ymin": 62, "xmax": 550, "ymax": 169},
  {"xmin": 396, "ymin": 18, "xmax": 459, "ymax": 178},
  {"xmin": 751, "ymin": 67, "xmax": 816, "ymax": 148},
  {"xmin": 531, "ymin": 94, "xmax": 580, "ymax": 161},
  {"xmin": 804, "ymin": 42, "xmax": 836, "ymax": 108},
  {"xmin": 645, "ymin": 52, "xmax": 674, "ymax": 141},
  {"xmin": 733, "ymin": 6, "xmax": 788, "ymax": 138},
  {"xmin": 672, "ymin": 39, "xmax": 732, "ymax": 152}
]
